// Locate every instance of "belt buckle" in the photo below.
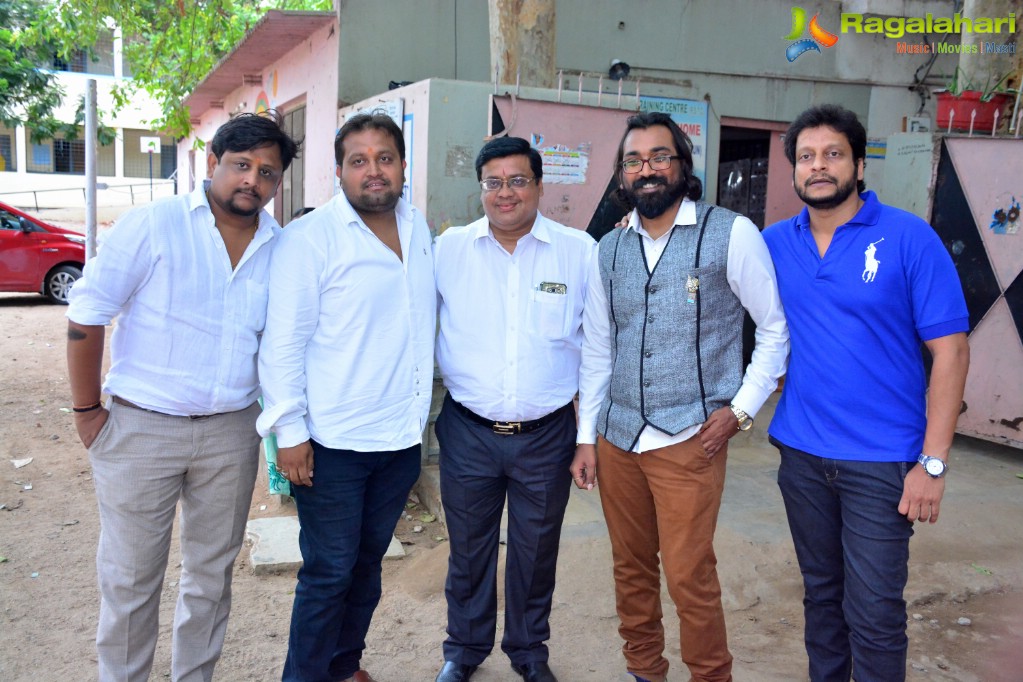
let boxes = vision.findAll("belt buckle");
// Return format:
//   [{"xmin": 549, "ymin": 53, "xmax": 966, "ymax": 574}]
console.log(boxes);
[{"xmin": 492, "ymin": 421, "xmax": 521, "ymax": 435}]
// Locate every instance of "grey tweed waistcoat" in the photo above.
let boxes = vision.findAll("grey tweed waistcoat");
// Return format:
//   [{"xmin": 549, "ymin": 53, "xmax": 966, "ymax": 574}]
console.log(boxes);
[{"xmin": 596, "ymin": 202, "xmax": 744, "ymax": 451}]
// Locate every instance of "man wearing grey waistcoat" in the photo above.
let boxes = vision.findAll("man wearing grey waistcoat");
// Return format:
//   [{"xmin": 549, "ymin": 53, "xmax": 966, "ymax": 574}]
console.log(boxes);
[{"xmin": 573, "ymin": 112, "xmax": 789, "ymax": 682}]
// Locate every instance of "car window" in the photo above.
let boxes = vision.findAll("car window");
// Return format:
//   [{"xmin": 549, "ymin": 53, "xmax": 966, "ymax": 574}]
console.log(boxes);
[{"xmin": 0, "ymin": 209, "xmax": 22, "ymax": 231}]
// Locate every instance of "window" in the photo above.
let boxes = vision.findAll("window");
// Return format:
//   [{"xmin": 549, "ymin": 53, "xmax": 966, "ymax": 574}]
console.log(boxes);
[{"xmin": 0, "ymin": 131, "xmax": 14, "ymax": 172}]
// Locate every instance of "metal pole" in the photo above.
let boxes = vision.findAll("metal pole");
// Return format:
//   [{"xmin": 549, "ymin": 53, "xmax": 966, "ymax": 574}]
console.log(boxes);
[
  {"xmin": 85, "ymin": 79, "xmax": 98, "ymax": 261},
  {"xmin": 149, "ymin": 153, "xmax": 153, "ymax": 201}
]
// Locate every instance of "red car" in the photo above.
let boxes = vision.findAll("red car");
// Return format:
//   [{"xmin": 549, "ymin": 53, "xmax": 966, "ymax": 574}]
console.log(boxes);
[{"xmin": 0, "ymin": 201, "xmax": 86, "ymax": 304}]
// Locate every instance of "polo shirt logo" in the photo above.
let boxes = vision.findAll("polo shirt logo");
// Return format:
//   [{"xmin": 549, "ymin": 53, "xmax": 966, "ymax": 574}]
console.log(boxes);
[{"xmin": 862, "ymin": 238, "xmax": 884, "ymax": 282}]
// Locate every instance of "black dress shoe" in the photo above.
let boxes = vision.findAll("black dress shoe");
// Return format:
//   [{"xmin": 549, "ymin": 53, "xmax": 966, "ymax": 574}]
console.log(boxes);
[
  {"xmin": 510, "ymin": 660, "xmax": 558, "ymax": 682},
  {"xmin": 434, "ymin": 660, "xmax": 478, "ymax": 682}
]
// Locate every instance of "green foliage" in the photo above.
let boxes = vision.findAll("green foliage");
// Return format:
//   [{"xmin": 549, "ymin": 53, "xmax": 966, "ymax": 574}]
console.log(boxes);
[
  {"xmin": 44, "ymin": 0, "xmax": 334, "ymax": 138},
  {"xmin": 0, "ymin": 0, "xmax": 66, "ymax": 135},
  {"xmin": 1, "ymin": 0, "xmax": 119, "ymax": 144}
]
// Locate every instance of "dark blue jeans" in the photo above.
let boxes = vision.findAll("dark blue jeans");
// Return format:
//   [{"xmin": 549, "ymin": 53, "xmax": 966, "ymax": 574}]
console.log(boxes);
[
  {"xmin": 282, "ymin": 442, "xmax": 421, "ymax": 682},
  {"xmin": 774, "ymin": 438, "xmax": 915, "ymax": 682}
]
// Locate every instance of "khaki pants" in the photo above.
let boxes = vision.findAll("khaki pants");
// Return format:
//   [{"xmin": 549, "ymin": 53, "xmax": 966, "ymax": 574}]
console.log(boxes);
[
  {"xmin": 597, "ymin": 435, "xmax": 733, "ymax": 682},
  {"xmin": 88, "ymin": 400, "xmax": 261, "ymax": 682}
]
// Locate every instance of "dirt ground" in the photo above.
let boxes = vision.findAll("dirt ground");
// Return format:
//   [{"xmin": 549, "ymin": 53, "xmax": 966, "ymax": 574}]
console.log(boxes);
[{"xmin": 2, "ymin": 287, "xmax": 1023, "ymax": 681}]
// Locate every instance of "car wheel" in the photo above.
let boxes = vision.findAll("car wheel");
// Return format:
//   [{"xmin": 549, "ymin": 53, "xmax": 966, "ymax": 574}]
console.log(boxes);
[{"xmin": 44, "ymin": 265, "xmax": 82, "ymax": 304}]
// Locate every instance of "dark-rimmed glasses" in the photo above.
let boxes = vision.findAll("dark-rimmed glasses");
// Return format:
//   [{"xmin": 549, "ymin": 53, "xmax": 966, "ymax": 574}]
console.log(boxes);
[{"xmin": 620, "ymin": 155, "xmax": 679, "ymax": 174}]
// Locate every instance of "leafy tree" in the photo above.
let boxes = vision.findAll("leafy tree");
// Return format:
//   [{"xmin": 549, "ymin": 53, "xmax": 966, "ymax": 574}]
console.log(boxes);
[
  {"xmin": 0, "ymin": 0, "xmax": 66, "ymax": 140},
  {"xmin": 46, "ymin": 0, "xmax": 333, "ymax": 139}
]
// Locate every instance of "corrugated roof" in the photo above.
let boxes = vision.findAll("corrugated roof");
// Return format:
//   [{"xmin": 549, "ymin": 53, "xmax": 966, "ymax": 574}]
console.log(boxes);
[{"xmin": 183, "ymin": 10, "xmax": 335, "ymax": 120}]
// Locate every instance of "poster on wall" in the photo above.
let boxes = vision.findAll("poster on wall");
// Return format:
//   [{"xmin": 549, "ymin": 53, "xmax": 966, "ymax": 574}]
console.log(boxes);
[
  {"xmin": 638, "ymin": 96, "xmax": 708, "ymax": 190},
  {"xmin": 531, "ymin": 133, "xmax": 590, "ymax": 185}
]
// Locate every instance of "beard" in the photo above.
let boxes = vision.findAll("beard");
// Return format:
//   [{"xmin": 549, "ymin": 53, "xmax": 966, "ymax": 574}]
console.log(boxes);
[
  {"xmin": 623, "ymin": 174, "xmax": 687, "ymax": 219},
  {"xmin": 225, "ymin": 191, "xmax": 262, "ymax": 217},
  {"xmin": 795, "ymin": 173, "xmax": 858, "ymax": 210},
  {"xmin": 348, "ymin": 183, "xmax": 402, "ymax": 214}
]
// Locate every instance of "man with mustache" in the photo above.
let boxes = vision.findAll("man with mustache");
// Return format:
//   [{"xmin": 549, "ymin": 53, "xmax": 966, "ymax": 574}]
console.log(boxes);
[
  {"xmin": 66, "ymin": 111, "xmax": 300, "ymax": 681},
  {"xmin": 574, "ymin": 111, "xmax": 788, "ymax": 682},
  {"xmin": 762, "ymin": 104, "xmax": 969, "ymax": 682},
  {"xmin": 257, "ymin": 112, "xmax": 435, "ymax": 682},
  {"xmin": 431, "ymin": 137, "xmax": 595, "ymax": 682}
]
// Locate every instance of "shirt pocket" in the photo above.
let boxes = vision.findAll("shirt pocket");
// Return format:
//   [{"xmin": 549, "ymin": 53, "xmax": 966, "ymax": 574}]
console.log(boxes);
[
  {"xmin": 531, "ymin": 290, "xmax": 570, "ymax": 340},
  {"xmin": 244, "ymin": 280, "xmax": 269, "ymax": 334}
]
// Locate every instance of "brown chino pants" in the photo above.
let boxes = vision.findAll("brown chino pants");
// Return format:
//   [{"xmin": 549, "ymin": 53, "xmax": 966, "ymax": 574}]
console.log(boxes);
[{"xmin": 597, "ymin": 434, "xmax": 733, "ymax": 682}]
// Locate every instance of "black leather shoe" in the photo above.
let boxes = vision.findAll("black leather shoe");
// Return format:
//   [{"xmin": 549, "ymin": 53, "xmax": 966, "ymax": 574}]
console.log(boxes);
[
  {"xmin": 511, "ymin": 660, "xmax": 558, "ymax": 682},
  {"xmin": 434, "ymin": 660, "xmax": 478, "ymax": 682}
]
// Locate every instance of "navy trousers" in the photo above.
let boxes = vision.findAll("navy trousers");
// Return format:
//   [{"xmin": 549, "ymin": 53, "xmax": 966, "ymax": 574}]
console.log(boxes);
[
  {"xmin": 774, "ymin": 437, "xmax": 915, "ymax": 682},
  {"xmin": 282, "ymin": 442, "xmax": 421, "ymax": 682},
  {"xmin": 437, "ymin": 394, "xmax": 576, "ymax": 667}
]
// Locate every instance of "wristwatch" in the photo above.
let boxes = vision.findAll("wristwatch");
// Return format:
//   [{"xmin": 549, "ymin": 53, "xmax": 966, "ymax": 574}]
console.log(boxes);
[
  {"xmin": 730, "ymin": 404, "xmax": 754, "ymax": 431},
  {"xmin": 917, "ymin": 453, "xmax": 948, "ymax": 478}
]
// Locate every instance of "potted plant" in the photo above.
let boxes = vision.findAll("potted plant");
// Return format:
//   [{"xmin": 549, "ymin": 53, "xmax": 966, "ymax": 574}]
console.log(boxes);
[{"xmin": 935, "ymin": 67, "xmax": 1015, "ymax": 132}]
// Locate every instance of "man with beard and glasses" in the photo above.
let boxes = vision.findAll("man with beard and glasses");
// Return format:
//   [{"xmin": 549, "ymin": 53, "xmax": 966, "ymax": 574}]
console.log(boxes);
[
  {"xmin": 66, "ymin": 111, "xmax": 299, "ymax": 681},
  {"xmin": 257, "ymin": 112, "xmax": 435, "ymax": 682},
  {"xmin": 762, "ymin": 104, "xmax": 969, "ymax": 682},
  {"xmin": 573, "ymin": 111, "xmax": 788, "ymax": 682}
]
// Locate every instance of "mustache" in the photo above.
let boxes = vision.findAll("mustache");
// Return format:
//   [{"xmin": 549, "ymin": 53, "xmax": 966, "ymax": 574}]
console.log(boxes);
[
  {"xmin": 805, "ymin": 174, "xmax": 837, "ymax": 187},
  {"xmin": 631, "ymin": 177, "xmax": 668, "ymax": 190},
  {"xmin": 235, "ymin": 189, "xmax": 260, "ymax": 199}
]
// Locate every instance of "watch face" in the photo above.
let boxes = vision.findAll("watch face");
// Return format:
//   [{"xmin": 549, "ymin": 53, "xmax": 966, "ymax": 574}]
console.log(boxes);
[{"xmin": 925, "ymin": 458, "xmax": 945, "ymax": 476}]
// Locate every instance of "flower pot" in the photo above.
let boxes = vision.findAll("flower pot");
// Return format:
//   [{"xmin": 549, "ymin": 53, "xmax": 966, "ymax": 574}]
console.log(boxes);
[{"xmin": 935, "ymin": 90, "xmax": 1012, "ymax": 132}]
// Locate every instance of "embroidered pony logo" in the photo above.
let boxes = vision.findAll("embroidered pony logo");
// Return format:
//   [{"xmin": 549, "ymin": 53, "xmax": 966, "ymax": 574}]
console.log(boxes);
[{"xmin": 862, "ymin": 238, "xmax": 884, "ymax": 283}]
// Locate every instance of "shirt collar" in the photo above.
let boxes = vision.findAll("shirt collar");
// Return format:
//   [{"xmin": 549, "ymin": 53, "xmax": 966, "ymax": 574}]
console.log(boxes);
[
  {"xmin": 626, "ymin": 198, "xmax": 696, "ymax": 238},
  {"xmin": 332, "ymin": 190, "xmax": 415, "ymax": 229},
  {"xmin": 194, "ymin": 179, "xmax": 279, "ymax": 239},
  {"xmin": 471, "ymin": 211, "xmax": 550, "ymax": 244}
]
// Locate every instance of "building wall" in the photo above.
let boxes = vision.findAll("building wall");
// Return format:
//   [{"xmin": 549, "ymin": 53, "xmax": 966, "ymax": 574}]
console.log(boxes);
[{"xmin": 336, "ymin": 0, "xmax": 490, "ymax": 106}]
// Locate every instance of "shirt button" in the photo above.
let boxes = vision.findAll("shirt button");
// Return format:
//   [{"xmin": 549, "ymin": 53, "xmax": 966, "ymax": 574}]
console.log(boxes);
[
  {"xmin": 648, "ymin": 316, "xmax": 655, "ymax": 323},
  {"xmin": 644, "ymin": 351, "xmax": 652, "ymax": 358},
  {"xmin": 644, "ymin": 381, "xmax": 651, "ymax": 388},
  {"xmin": 648, "ymin": 286, "xmax": 658, "ymax": 294}
]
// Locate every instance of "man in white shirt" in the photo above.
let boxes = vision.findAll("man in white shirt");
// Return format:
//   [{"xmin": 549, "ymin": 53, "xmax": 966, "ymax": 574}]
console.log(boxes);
[
  {"xmin": 66, "ymin": 111, "xmax": 300, "ymax": 682},
  {"xmin": 432, "ymin": 137, "xmax": 596, "ymax": 682},
  {"xmin": 573, "ymin": 112, "xmax": 789, "ymax": 682},
  {"xmin": 256, "ymin": 113, "xmax": 435, "ymax": 682}
]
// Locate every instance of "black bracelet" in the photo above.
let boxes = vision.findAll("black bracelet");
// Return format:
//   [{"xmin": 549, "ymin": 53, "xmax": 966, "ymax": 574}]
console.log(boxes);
[{"xmin": 72, "ymin": 402, "xmax": 102, "ymax": 413}]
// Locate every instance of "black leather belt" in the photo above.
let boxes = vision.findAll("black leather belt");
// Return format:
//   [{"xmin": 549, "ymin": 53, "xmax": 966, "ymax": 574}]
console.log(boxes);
[
  {"xmin": 112, "ymin": 395, "xmax": 214, "ymax": 420},
  {"xmin": 451, "ymin": 399, "xmax": 574, "ymax": 436}
]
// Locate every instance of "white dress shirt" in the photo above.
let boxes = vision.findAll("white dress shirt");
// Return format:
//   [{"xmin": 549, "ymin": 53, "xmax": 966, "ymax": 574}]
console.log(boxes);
[
  {"xmin": 577, "ymin": 199, "xmax": 789, "ymax": 450},
  {"xmin": 435, "ymin": 213, "xmax": 597, "ymax": 421},
  {"xmin": 256, "ymin": 192, "xmax": 435, "ymax": 451},
  {"xmin": 66, "ymin": 181, "xmax": 280, "ymax": 416}
]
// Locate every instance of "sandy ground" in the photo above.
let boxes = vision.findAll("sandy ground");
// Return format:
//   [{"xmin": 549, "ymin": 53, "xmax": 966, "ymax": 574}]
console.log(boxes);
[{"xmin": 1, "ymin": 292, "xmax": 1023, "ymax": 681}]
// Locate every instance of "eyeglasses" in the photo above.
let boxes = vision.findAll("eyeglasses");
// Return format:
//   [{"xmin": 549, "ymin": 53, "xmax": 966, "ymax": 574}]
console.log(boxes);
[
  {"xmin": 620, "ymin": 155, "xmax": 679, "ymax": 174},
  {"xmin": 480, "ymin": 176, "xmax": 536, "ymax": 192}
]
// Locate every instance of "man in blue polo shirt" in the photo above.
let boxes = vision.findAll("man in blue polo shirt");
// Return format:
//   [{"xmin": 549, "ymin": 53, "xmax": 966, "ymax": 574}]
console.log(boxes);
[{"xmin": 762, "ymin": 104, "xmax": 970, "ymax": 682}]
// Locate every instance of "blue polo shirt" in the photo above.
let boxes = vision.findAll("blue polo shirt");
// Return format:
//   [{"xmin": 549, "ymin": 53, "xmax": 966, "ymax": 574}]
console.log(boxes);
[{"xmin": 762, "ymin": 191, "xmax": 968, "ymax": 462}]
